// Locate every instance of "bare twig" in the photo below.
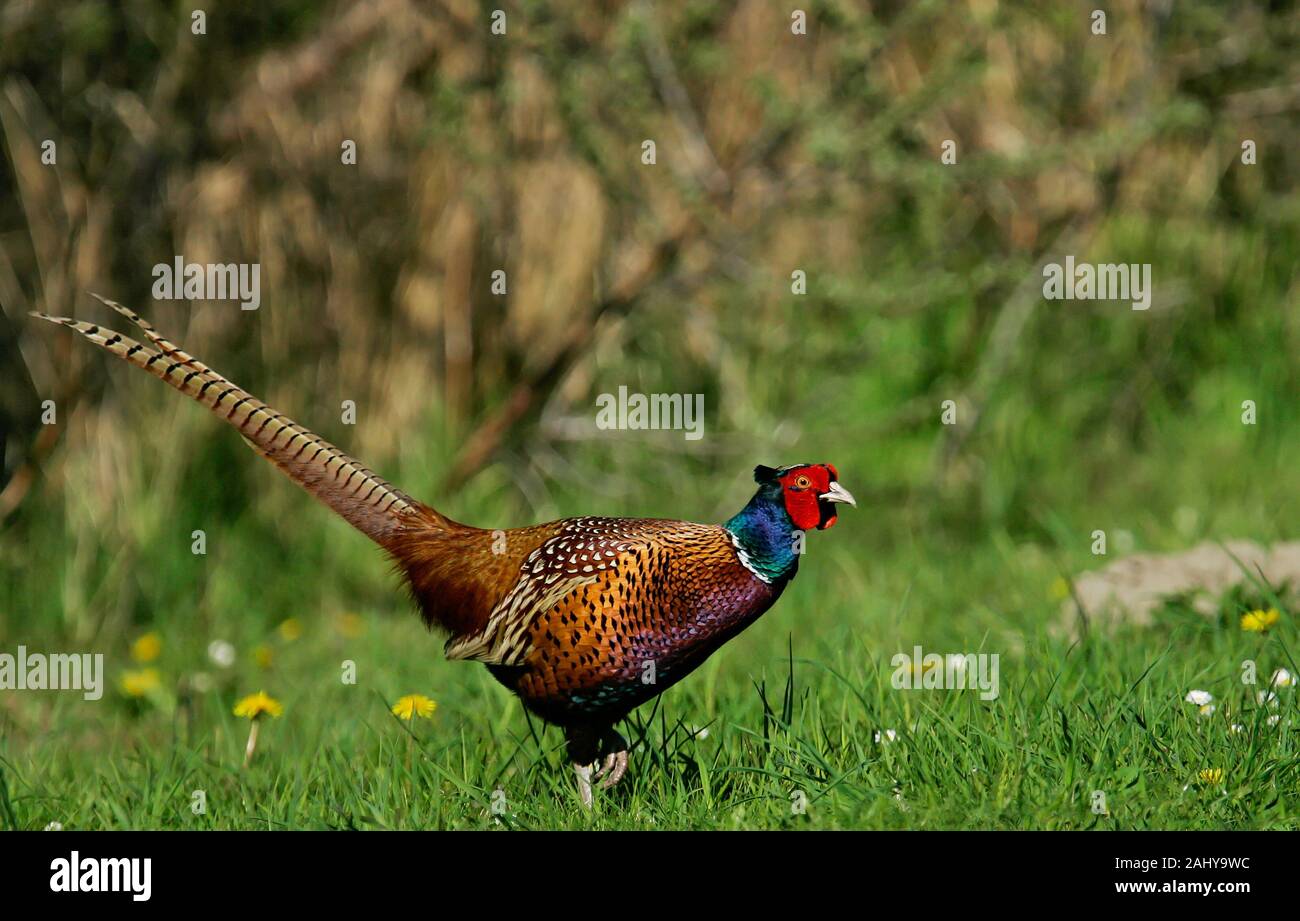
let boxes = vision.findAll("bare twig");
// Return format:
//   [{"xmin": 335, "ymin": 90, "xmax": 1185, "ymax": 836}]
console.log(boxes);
[
  {"xmin": 439, "ymin": 214, "xmax": 695, "ymax": 492},
  {"xmin": 636, "ymin": 0, "xmax": 730, "ymax": 198}
]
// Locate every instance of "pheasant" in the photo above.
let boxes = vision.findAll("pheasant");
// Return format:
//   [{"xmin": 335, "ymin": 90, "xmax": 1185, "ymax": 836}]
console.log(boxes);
[{"xmin": 33, "ymin": 296, "xmax": 855, "ymax": 805}]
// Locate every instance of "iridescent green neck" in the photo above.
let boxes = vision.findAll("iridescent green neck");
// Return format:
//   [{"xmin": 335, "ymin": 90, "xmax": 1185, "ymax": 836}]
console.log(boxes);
[{"xmin": 724, "ymin": 485, "xmax": 800, "ymax": 584}]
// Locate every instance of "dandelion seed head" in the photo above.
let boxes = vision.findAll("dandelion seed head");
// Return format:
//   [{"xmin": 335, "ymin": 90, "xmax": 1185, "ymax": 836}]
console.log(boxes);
[{"xmin": 207, "ymin": 640, "xmax": 236, "ymax": 668}]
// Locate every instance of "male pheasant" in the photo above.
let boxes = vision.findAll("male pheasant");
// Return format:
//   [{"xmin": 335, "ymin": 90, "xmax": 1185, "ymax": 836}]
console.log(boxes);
[{"xmin": 33, "ymin": 296, "xmax": 855, "ymax": 805}]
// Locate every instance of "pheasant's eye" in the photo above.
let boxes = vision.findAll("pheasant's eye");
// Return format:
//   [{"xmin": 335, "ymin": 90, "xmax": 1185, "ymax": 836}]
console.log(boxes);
[{"xmin": 793, "ymin": 475, "xmax": 811, "ymax": 489}]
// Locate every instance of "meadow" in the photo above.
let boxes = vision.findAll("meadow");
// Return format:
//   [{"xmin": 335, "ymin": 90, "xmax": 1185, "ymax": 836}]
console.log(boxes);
[
  {"xmin": 1, "ymin": 344, "xmax": 1296, "ymax": 830},
  {"xmin": 0, "ymin": 1, "xmax": 1297, "ymax": 829}
]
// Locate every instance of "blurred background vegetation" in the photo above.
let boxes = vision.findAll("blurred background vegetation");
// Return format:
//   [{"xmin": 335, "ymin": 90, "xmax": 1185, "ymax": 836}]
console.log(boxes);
[{"xmin": 0, "ymin": 0, "xmax": 1297, "ymax": 817}]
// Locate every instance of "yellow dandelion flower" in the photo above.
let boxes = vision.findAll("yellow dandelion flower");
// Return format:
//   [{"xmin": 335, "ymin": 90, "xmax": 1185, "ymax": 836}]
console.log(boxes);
[
  {"xmin": 253, "ymin": 644, "xmax": 274, "ymax": 669},
  {"xmin": 235, "ymin": 691, "xmax": 282, "ymax": 768},
  {"xmin": 391, "ymin": 694, "xmax": 438, "ymax": 720},
  {"xmin": 120, "ymin": 668, "xmax": 161, "ymax": 697},
  {"xmin": 1049, "ymin": 577, "xmax": 1070, "ymax": 601},
  {"xmin": 277, "ymin": 618, "xmax": 303, "ymax": 642},
  {"xmin": 1197, "ymin": 768, "xmax": 1224, "ymax": 785},
  {"xmin": 1241, "ymin": 608, "xmax": 1281, "ymax": 632},
  {"xmin": 233, "ymin": 691, "xmax": 283, "ymax": 720},
  {"xmin": 336, "ymin": 613, "xmax": 365, "ymax": 638},
  {"xmin": 130, "ymin": 631, "xmax": 162, "ymax": 663}
]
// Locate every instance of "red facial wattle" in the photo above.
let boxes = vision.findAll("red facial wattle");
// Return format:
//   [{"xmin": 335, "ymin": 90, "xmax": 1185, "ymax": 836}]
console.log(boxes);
[
  {"xmin": 777, "ymin": 464, "xmax": 844, "ymax": 531},
  {"xmin": 786, "ymin": 495, "xmax": 823, "ymax": 531}
]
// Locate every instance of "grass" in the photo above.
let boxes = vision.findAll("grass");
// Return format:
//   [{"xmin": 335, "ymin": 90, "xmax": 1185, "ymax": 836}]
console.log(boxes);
[
  {"xmin": 2, "ymin": 285, "xmax": 1296, "ymax": 829},
  {"xmin": 2, "ymin": 504, "xmax": 1297, "ymax": 830}
]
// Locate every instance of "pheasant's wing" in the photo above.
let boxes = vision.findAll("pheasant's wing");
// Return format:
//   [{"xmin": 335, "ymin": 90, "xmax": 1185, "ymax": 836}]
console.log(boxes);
[
  {"xmin": 444, "ymin": 517, "xmax": 652, "ymax": 664},
  {"xmin": 444, "ymin": 517, "xmax": 748, "ymax": 668}
]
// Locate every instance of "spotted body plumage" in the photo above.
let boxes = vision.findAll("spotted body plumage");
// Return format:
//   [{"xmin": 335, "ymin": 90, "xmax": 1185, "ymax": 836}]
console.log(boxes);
[
  {"xmin": 34, "ymin": 297, "xmax": 856, "ymax": 806},
  {"xmin": 460, "ymin": 516, "xmax": 790, "ymax": 727}
]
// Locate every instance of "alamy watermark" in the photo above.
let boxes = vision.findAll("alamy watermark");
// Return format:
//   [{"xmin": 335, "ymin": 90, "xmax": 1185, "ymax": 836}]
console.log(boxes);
[
  {"xmin": 50, "ymin": 852, "xmax": 151, "ymax": 901},
  {"xmin": 595, "ymin": 386, "xmax": 704, "ymax": 441},
  {"xmin": 152, "ymin": 255, "xmax": 261, "ymax": 310},
  {"xmin": 0, "ymin": 646, "xmax": 104, "ymax": 700},
  {"xmin": 890, "ymin": 646, "xmax": 1000, "ymax": 701},
  {"xmin": 1042, "ymin": 256, "xmax": 1151, "ymax": 311}
]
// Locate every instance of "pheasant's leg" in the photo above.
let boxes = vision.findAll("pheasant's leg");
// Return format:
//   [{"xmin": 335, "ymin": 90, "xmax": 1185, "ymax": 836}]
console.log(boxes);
[
  {"xmin": 565, "ymin": 725, "xmax": 600, "ymax": 809},
  {"xmin": 573, "ymin": 762, "xmax": 594, "ymax": 808},
  {"xmin": 593, "ymin": 729, "xmax": 630, "ymax": 790}
]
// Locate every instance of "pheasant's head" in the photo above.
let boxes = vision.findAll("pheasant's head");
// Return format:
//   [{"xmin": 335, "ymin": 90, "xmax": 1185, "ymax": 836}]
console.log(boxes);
[{"xmin": 754, "ymin": 463, "xmax": 856, "ymax": 531}]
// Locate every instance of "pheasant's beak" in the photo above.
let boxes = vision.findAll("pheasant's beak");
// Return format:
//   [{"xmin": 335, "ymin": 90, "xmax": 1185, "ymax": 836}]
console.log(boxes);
[
  {"xmin": 819, "ymin": 482, "xmax": 856, "ymax": 507},
  {"xmin": 815, "ymin": 481, "xmax": 855, "ymax": 529}
]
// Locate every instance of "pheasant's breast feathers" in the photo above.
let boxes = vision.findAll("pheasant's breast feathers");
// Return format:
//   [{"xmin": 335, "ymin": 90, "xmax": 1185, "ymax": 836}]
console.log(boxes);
[{"xmin": 443, "ymin": 516, "xmax": 767, "ymax": 669}]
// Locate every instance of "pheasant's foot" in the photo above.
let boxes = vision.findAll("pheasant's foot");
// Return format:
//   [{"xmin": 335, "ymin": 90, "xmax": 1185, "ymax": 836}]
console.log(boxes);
[
  {"xmin": 592, "ymin": 728, "xmax": 629, "ymax": 790},
  {"xmin": 594, "ymin": 749, "xmax": 629, "ymax": 789},
  {"xmin": 567, "ymin": 725, "xmax": 628, "ymax": 807}
]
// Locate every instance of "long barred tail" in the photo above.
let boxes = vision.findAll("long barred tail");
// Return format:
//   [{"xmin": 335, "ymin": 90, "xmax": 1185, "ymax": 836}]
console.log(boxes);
[{"xmin": 32, "ymin": 294, "xmax": 420, "ymax": 545}]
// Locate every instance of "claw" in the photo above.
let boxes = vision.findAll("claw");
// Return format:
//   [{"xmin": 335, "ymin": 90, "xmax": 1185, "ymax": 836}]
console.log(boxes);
[{"xmin": 598, "ymin": 750, "xmax": 628, "ymax": 789}]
